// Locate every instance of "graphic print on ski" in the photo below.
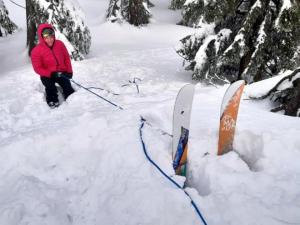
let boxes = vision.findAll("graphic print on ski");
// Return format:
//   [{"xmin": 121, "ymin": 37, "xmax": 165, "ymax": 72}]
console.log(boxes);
[
  {"xmin": 218, "ymin": 80, "xmax": 245, "ymax": 155},
  {"xmin": 172, "ymin": 84, "xmax": 195, "ymax": 176}
]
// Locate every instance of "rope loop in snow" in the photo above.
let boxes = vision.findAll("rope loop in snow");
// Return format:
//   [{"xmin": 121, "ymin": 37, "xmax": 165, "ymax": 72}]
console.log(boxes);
[
  {"xmin": 139, "ymin": 117, "xmax": 208, "ymax": 225},
  {"xmin": 61, "ymin": 76, "xmax": 207, "ymax": 225}
]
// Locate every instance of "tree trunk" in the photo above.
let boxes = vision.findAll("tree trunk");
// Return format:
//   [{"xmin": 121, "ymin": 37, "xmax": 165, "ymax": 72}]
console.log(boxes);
[
  {"xmin": 107, "ymin": 0, "xmax": 151, "ymax": 26},
  {"xmin": 26, "ymin": 0, "xmax": 37, "ymax": 55},
  {"xmin": 285, "ymin": 78, "xmax": 300, "ymax": 116},
  {"xmin": 129, "ymin": 0, "xmax": 150, "ymax": 26}
]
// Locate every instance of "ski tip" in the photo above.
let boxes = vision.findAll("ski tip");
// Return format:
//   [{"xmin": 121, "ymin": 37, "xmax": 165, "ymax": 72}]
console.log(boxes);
[{"xmin": 220, "ymin": 80, "xmax": 245, "ymax": 116}]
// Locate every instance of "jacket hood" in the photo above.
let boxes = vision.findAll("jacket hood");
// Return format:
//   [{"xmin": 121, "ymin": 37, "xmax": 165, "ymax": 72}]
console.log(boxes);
[{"xmin": 37, "ymin": 23, "xmax": 55, "ymax": 44}]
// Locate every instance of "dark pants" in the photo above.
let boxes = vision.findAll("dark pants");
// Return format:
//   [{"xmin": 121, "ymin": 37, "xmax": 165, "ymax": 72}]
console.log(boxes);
[{"xmin": 41, "ymin": 75, "xmax": 74, "ymax": 104}]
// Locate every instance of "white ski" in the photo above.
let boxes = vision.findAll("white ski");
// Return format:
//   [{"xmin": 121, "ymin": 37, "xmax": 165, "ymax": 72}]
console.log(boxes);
[{"xmin": 172, "ymin": 84, "xmax": 195, "ymax": 176}]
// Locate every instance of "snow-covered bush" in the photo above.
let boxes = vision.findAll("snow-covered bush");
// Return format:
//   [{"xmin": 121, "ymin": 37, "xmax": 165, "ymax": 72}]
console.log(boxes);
[
  {"xmin": 0, "ymin": 0, "xmax": 18, "ymax": 37},
  {"xmin": 177, "ymin": 0, "xmax": 300, "ymax": 84},
  {"xmin": 26, "ymin": 0, "xmax": 91, "ymax": 61},
  {"xmin": 106, "ymin": 0, "xmax": 151, "ymax": 26},
  {"xmin": 256, "ymin": 68, "xmax": 300, "ymax": 117}
]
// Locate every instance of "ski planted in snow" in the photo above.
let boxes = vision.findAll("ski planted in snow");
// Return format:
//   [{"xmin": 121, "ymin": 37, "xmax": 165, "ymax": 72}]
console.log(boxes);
[
  {"xmin": 172, "ymin": 84, "xmax": 195, "ymax": 176},
  {"xmin": 218, "ymin": 80, "xmax": 245, "ymax": 155}
]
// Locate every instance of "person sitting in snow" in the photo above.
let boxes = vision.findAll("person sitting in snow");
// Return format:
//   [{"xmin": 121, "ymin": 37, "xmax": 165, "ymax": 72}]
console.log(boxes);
[{"xmin": 30, "ymin": 23, "xmax": 74, "ymax": 108}]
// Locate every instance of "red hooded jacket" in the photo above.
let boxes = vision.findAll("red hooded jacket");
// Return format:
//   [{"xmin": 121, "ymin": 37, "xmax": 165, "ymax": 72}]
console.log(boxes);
[{"xmin": 31, "ymin": 24, "xmax": 73, "ymax": 78}]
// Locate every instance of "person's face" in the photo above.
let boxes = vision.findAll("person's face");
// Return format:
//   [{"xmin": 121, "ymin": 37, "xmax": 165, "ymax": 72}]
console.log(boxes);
[{"xmin": 43, "ymin": 35, "xmax": 55, "ymax": 47}]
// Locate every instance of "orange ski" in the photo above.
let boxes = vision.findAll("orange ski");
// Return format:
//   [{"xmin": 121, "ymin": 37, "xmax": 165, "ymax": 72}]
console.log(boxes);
[{"xmin": 218, "ymin": 80, "xmax": 245, "ymax": 155}]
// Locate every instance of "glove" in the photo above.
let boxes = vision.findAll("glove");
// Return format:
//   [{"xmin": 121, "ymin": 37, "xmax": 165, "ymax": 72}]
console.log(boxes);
[
  {"xmin": 65, "ymin": 72, "xmax": 73, "ymax": 79},
  {"xmin": 51, "ymin": 72, "xmax": 63, "ymax": 79}
]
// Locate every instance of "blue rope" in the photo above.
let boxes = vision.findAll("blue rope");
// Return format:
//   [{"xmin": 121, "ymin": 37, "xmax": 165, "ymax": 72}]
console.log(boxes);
[
  {"xmin": 61, "ymin": 75, "xmax": 206, "ymax": 225},
  {"xmin": 139, "ymin": 118, "xmax": 208, "ymax": 225},
  {"xmin": 61, "ymin": 75, "xmax": 124, "ymax": 110},
  {"xmin": 86, "ymin": 87, "xmax": 120, "ymax": 96},
  {"xmin": 140, "ymin": 116, "xmax": 172, "ymax": 138}
]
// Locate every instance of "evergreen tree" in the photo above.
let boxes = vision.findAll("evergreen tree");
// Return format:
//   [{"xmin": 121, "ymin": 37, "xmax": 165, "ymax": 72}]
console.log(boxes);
[
  {"xmin": 26, "ymin": 0, "xmax": 91, "ymax": 61},
  {"xmin": 169, "ymin": 0, "xmax": 186, "ymax": 10},
  {"xmin": 106, "ymin": 0, "xmax": 151, "ymax": 26},
  {"xmin": 0, "ymin": 0, "xmax": 18, "ymax": 37},
  {"xmin": 177, "ymin": 0, "xmax": 300, "ymax": 85}
]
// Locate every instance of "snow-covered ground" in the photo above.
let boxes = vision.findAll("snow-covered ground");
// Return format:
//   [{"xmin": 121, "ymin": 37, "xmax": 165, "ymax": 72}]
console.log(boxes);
[{"xmin": 1, "ymin": 0, "xmax": 300, "ymax": 225}]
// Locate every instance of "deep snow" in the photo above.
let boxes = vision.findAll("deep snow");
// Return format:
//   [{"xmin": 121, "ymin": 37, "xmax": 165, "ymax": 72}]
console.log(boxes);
[{"xmin": 1, "ymin": 0, "xmax": 300, "ymax": 225}]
